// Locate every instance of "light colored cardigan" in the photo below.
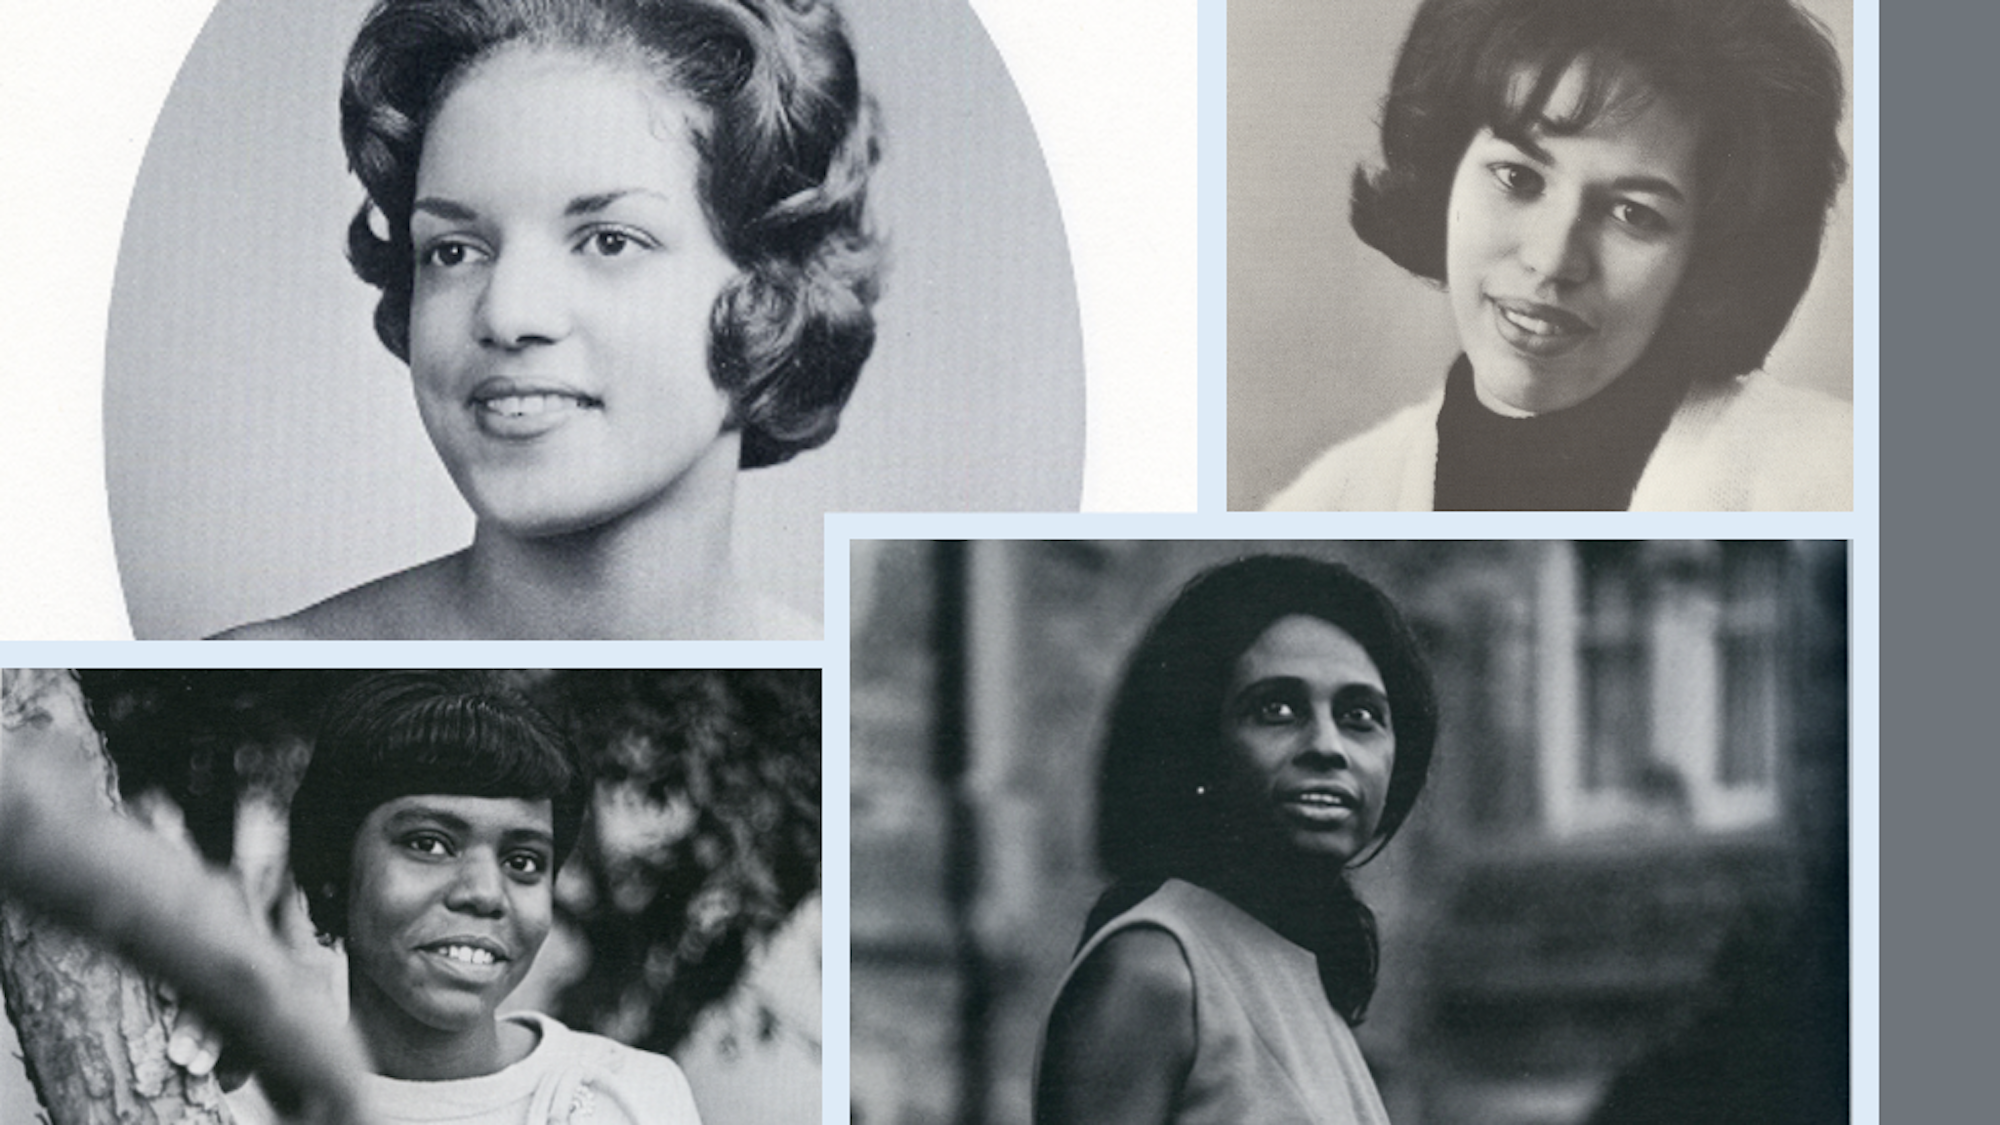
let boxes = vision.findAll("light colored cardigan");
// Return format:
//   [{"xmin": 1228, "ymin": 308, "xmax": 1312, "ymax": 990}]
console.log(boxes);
[{"xmin": 1264, "ymin": 373, "xmax": 1853, "ymax": 511}]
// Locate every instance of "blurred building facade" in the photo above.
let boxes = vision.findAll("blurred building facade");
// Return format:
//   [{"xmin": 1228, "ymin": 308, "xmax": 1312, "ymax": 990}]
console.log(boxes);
[{"xmin": 850, "ymin": 540, "xmax": 1848, "ymax": 1125}]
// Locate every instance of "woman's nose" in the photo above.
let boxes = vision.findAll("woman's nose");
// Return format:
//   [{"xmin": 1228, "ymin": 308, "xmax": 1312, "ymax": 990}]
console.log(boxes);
[
  {"xmin": 1299, "ymin": 710, "xmax": 1351, "ymax": 767},
  {"xmin": 477, "ymin": 248, "xmax": 571, "ymax": 349},
  {"xmin": 1517, "ymin": 198, "xmax": 1592, "ymax": 286},
  {"xmin": 445, "ymin": 856, "xmax": 507, "ymax": 916}
]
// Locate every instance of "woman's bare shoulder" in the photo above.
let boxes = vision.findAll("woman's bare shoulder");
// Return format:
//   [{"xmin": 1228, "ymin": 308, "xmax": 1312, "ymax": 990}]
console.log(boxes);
[
  {"xmin": 1060, "ymin": 926, "xmax": 1194, "ymax": 1017},
  {"xmin": 1039, "ymin": 926, "xmax": 1195, "ymax": 1125},
  {"xmin": 208, "ymin": 555, "xmax": 468, "ymax": 640}
]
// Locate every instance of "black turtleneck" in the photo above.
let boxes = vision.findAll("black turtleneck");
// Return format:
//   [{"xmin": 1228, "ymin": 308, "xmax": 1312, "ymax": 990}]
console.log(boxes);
[{"xmin": 1432, "ymin": 354, "xmax": 1690, "ymax": 510}]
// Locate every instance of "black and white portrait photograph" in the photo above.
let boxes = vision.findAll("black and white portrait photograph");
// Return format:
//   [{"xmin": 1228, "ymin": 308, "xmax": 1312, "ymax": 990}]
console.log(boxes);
[
  {"xmin": 100, "ymin": 0, "xmax": 1086, "ymax": 639},
  {"xmin": 1229, "ymin": 0, "xmax": 1856, "ymax": 511},
  {"xmin": 850, "ymin": 539, "xmax": 1849, "ymax": 1125},
  {"xmin": 0, "ymin": 668, "xmax": 822, "ymax": 1125}
]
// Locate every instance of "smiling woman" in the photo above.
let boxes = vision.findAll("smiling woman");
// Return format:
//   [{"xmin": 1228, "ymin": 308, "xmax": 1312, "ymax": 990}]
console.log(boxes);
[
  {"xmin": 246, "ymin": 671, "xmax": 705, "ymax": 1124},
  {"xmin": 180, "ymin": 0, "xmax": 881, "ymax": 639},
  {"xmin": 1236, "ymin": 0, "xmax": 1853, "ymax": 511},
  {"xmin": 104, "ymin": 0, "xmax": 1084, "ymax": 638},
  {"xmin": 402, "ymin": 47, "xmax": 744, "ymax": 548}
]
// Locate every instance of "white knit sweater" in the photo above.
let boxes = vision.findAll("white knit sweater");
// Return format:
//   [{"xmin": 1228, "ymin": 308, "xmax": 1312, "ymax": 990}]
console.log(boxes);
[{"xmin": 1264, "ymin": 373, "xmax": 1853, "ymax": 512}]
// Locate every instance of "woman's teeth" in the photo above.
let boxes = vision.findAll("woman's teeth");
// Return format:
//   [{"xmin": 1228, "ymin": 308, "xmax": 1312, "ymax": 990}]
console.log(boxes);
[
  {"xmin": 1499, "ymin": 307, "xmax": 1564, "ymax": 336},
  {"xmin": 436, "ymin": 944, "xmax": 498, "ymax": 966},
  {"xmin": 483, "ymin": 393, "xmax": 583, "ymax": 417}
]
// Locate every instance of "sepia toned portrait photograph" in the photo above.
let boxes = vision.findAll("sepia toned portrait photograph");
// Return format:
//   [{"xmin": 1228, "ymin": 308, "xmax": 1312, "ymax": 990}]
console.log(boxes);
[
  {"xmin": 0, "ymin": 668, "xmax": 822, "ymax": 1125},
  {"xmin": 102, "ymin": 0, "xmax": 1084, "ymax": 640},
  {"xmin": 851, "ymin": 539, "xmax": 1849, "ymax": 1125},
  {"xmin": 1229, "ymin": 0, "xmax": 1856, "ymax": 511}
]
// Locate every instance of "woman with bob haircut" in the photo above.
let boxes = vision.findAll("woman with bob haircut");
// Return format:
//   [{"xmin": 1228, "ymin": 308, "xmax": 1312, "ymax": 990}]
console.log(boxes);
[
  {"xmin": 210, "ymin": 671, "xmax": 704, "ymax": 1124},
  {"xmin": 1265, "ymin": 0, "xmax": 1850, "ymax": 511},
  {"xmin": 219, "ymin": 0, "xmax": 880, "ymax": 639},
  {"xmin": 1036, "ymin": 555, "xmax": 1439, "ymax": 1125}
]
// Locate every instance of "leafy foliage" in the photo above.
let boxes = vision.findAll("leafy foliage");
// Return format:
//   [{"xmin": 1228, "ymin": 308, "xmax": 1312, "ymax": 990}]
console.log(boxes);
[
  {"xmin": 71, "ymin": 670, "xmax": 821, "ymax": 1056},
  {"xmin": 528, "ymin": 671, "xmax": 821, "ymax": 1055}
]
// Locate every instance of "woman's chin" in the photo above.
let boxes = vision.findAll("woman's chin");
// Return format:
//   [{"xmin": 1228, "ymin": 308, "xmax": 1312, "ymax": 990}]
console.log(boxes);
[
  {"xmin": 1468, "ymin": 353, "xmax": 1620, "ymax": 416},
  {"xmin": 468, "ymin": 497, "xmax": 624, "ymax": 543}
]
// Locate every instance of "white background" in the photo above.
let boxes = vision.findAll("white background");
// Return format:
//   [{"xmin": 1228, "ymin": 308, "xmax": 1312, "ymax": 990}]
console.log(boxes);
[{"xmin": 0, "ymin": 0, "xmax": 1200, "ymax": 640}]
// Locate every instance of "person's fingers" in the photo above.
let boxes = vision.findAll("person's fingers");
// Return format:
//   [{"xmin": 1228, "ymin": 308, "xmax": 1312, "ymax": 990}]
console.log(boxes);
[{"xmin": 166, "ymin": 1007, "xmax": 224, "ymax": 1076}]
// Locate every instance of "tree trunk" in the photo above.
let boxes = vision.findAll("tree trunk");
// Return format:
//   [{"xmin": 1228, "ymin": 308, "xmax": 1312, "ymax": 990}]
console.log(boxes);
[{"xmin": 1, "ymin": 668, "xmax": 229, "ymax": 1124}]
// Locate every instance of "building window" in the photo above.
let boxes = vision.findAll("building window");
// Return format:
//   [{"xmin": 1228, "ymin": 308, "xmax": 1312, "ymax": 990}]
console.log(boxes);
[{"xmin": 1537, "ymin": 542, "xmax": 1785, "ymax": 838}]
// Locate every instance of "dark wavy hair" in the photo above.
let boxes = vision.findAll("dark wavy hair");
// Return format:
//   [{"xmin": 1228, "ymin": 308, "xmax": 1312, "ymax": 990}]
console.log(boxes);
[
  {"xmin": 1352, "ymin": 0, "xmax": 1846, "ymax": 383},
  {"xmin": 289, "ymin": 671, "xmax": 589, "ymax": 943},
  {"xmin": 341, "ymin": 0, "xmax": 882, "ymax": 468},
  {"xmin": 1089, "ymin": 555, "xmax": 1439, "ymax": 1022}
]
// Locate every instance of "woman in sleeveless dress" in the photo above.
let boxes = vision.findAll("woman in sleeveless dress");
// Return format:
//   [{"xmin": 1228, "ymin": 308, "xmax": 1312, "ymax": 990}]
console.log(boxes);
[{"xmin": 1036, "ymin": 555, "xmax": 1440, "ymax": 1125}]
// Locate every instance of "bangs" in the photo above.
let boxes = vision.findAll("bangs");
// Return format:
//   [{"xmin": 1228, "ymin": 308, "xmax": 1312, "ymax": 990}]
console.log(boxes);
[
  {"xmin": 358, "ymin": 693, "xmax": 579, "ymax": 805},
  {"xmin": 290, "ymin": 672, "xmax": 587, "ymax": 924},
  {"xmin": 322, "ymin": 684, "xmax": 580, "ymax": 812},
  {"xmin": 1465, "ymin": 0, "xmax": 1702, "ymax": 142}
]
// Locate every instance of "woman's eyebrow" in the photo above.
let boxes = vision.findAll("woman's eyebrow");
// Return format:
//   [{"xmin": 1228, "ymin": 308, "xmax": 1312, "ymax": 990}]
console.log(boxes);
[
  {"xmin": 1333, "ymin": 683, "xmax": 1392, "ymax": 709},
  {"xmin": 412, "ymin": 197, "xmax": 479, "ymax": 223},
  {"xmin": 1490, "ymin": 124, "xmax": 1553, "ymax": 164},
  {"xmin": 564, "ymin": 189, "xmax": 667, "ymax": 217},
  {"xmin": 501, "ymin": 826, "xmax": 556, "ymax": 850},
  {"xmin": 385, "ymin": 806, "xmax": 470, "ymax": 833},
  {"xmin": 1606, "ymin": 174, "xmax": 1688, "ymax": 204},
  {"xmin": 1487, "ymin": 127, "xmax": 1689, "ymax": 204},
  {"xmin": 1234, "ymin": 674, "xmax": 1304, "ymax": 696}
]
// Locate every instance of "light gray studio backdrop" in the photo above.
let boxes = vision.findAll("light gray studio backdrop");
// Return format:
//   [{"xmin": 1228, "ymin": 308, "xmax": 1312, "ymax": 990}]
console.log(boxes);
[
  {"xmin": 104, "ymin": 0, "xmax": 1084, "ymax": 639},
  {"xmin": 1226, "ymin": 0, "xmax": 1856, "ymax": 510}
]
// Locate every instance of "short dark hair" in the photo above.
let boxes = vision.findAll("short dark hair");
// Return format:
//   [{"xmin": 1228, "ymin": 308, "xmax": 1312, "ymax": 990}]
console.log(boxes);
[
  {"xmin": 341, "ymin": 0, "xmax": 881, "ymax": 468},
  {"xmin": 1351, "ymin": 0, "xmax": 1847, "ymax": 382},
  {"xmin": 1096, "ymin": 555, "xmax": 1439, "ymax": 882},
  {"xmin": 289, "ymin": 671, "xmax": 588, "ymax": 943}
]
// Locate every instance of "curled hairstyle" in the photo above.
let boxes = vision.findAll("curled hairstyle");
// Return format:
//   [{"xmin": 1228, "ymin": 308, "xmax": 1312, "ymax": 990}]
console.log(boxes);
[
  {"xmin": 1352, "ymin": 0, "xmax": 1847, "ymax": 382},
  {"xmin": 289, "ymin": 671, "xmax": 589, "ymax": 943},
  {"xmin": 1091, "ymin": 555, "xmax": 1439, "ymax": 1021},
  {"xmin": 342, "ymin": 0, "xmax": 882, "ymax": 468}
]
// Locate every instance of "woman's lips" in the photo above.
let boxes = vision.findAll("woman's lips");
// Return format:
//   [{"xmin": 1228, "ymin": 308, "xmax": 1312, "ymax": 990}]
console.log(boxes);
[
  {"xmin": 416, "ymin": 937, "xmax": 513, "ymax": 984},
  {"xmin": 1489, "ymin": 297, "xmax": 1594, "ymax": 358},
  {"xmin": 1278, "ymin": 785, "xmax": 1361, "ymax": 826},
  {"xmin": 468, "ymin": 378, "xmax": 601, "ymax": 440}
]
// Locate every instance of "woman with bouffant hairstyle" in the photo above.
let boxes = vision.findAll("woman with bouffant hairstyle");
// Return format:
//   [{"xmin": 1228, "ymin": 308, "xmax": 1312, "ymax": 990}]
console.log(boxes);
[
  {"xmin": 220, "ymin": 0, "xmax": 880, "ymax": 639},
  {"xmin": 1267, "ymin": 0, "xmax": 1849, "ymax": 511}
]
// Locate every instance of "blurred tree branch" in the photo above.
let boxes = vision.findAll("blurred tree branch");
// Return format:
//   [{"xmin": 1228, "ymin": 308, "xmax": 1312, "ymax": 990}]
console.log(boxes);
[{"xmin": 1, "ymin": 669, "xmax": 231, "ymax": 1124}]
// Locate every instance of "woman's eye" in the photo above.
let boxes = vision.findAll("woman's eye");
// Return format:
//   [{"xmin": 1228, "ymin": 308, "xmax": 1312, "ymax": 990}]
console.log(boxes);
[
  {"xmin": 1252, "ymin": 698, "xmax": 1300, "ymax": 725},
  {"xmin": 1610, "ymin": 200, "xmax": 1668, "ymax": 234},
  {"xmin": 1339, "ymin": 704, "xmax": 1388, "ymax": 732},
  {"xmin": 580, "ymin": 228, "xmax": 654, "ymax": 258},
  {"xmin": 505, "ymin": 853, "xmax": 548, "ymax": 877},
  {"xmin": 419, "ymin": 240, "xmax": 484, "ymax": 269},
  {"xmin": 405, "ymin": 834, "xmax": 452, "ymax": 857},
  {"xmin": 1489, "ymin": 162, "xmax": 1544, "ymax": 197}
]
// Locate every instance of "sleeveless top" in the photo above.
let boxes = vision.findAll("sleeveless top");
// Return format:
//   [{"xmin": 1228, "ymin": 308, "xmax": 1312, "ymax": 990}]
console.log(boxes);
[{"xmin": 1039, "ymin": 879, "xmax": 1391, "ymax": 1125}]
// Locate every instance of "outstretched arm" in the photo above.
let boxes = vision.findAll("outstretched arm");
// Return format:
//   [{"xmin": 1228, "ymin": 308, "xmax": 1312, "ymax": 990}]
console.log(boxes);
[
  {"xmin": 1035, "ymin": 927, "xmax": 1196, "ymax": 1125},
  {"xmin": 0, "ymin": 672, "xmax": 372, "ymax": 1125}
]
